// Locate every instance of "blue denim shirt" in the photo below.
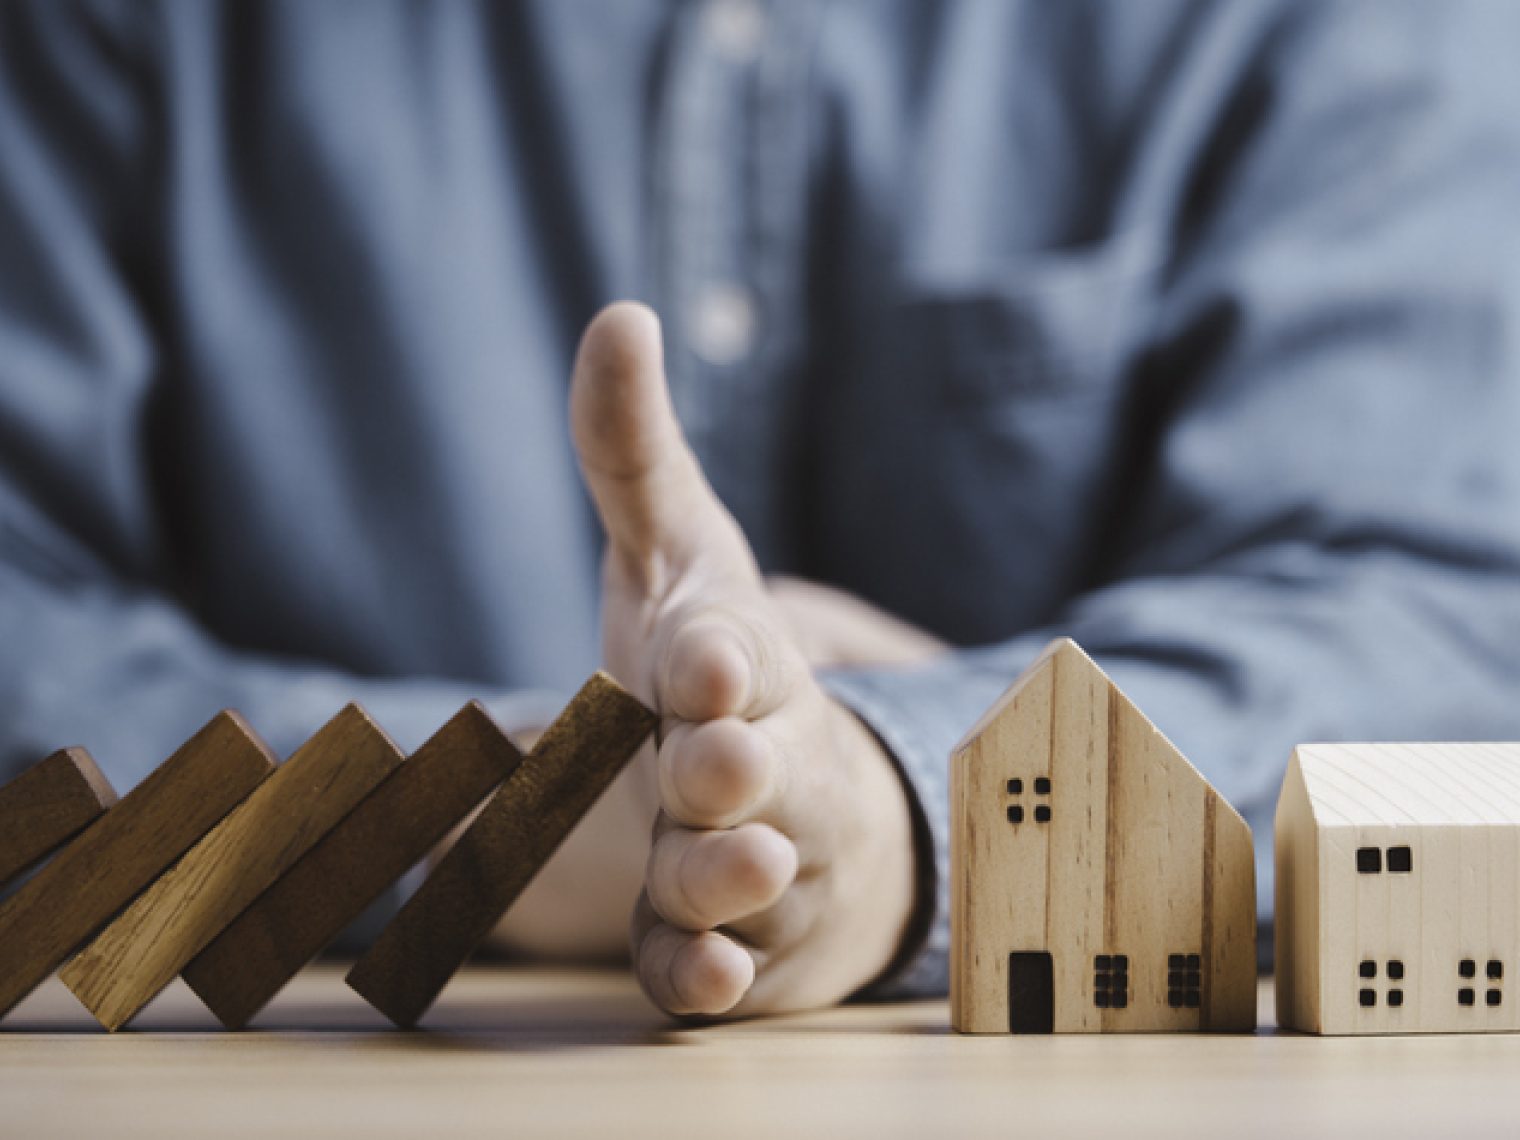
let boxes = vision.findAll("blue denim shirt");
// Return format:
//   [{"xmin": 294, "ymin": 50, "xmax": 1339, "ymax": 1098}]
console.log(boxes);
[{"xmin": 3, "ymin": 0, "xmax": 1520, "ymax": 994}]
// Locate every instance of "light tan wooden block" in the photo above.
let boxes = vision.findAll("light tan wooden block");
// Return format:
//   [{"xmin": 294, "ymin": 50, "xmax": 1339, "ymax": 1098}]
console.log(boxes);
[
  {"xmin": 0, "ymin": 712, "xmax": 275, "ymax": 1022},
  {"xmin": 950, "ymin": 638, "xmax": 1256, "ymax": 1034},
  {"xmin": 59, "ymin": 704, "xmax": 404, "ymax": 1031},
  {"xmin": 1275, "ymin": 741, "xmax": 1520, "ymax": 1034}
]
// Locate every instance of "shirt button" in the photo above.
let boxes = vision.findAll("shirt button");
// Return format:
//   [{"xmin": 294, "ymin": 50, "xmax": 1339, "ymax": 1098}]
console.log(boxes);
[
  {"xmin": 703, "ymin": 0, "xmax": 767, "ymax": 63},
  {"xmin": 688, "ymin": 284, "xmax": 759, "ymax": 366}
]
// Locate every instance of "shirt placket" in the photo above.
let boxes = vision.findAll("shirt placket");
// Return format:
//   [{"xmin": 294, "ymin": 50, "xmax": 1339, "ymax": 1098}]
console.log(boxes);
[{"xmin": 650, "ymin": 0, "xmax": 816, "ymax": 564}]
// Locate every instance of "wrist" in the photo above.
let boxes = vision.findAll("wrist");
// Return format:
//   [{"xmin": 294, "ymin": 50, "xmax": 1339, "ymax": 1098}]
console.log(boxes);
[{"xmin": 827, "ymin": 696, "xmax": 919, "ymax": 991}]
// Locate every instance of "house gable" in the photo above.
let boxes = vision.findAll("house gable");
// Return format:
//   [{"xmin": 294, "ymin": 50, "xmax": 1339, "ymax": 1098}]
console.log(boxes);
[{"xmin": 952, "ymin": 638, "xmax": 1256, "ymax": 1033}]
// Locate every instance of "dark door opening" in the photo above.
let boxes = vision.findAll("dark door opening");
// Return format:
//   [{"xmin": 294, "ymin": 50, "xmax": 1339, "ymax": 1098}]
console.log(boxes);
[{"xmin": 1008, "ymin": 951, "xmax": 1054, "ymax": 1033}]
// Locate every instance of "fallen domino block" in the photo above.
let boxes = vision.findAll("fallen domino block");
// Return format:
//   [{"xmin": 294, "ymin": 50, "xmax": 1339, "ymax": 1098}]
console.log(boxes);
[
  {"xmin": 0, "ymin": 747, "xmax": 118, "ymax": 889},
  {"xmin": 183, "ymin": 702, "xmax": 522, "ymax": 1030},
  {"xmin": 346, "ymin": 671, "xmax": 656, "ymax": 1028},
  {"xmin": 61, "ymin": 704, "xmax": 403, "ymax": 1031},
  {"xmin": 0, "ymin": 712, "xmax": 275, "ymax": 1020}
]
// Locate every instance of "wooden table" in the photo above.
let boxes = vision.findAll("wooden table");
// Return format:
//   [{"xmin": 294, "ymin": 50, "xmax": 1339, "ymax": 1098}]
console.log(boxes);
[{"xmin": 4, "ymin": 966, "xmax": 1520, "ymax": 1138}]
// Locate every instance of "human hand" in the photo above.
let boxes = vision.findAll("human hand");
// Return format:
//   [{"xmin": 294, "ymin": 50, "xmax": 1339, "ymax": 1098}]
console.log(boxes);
[
  {"xmin": 570, "ymin": 303, "xmax": 918, "ymax": 1016},
  {"xmin": 766, "ymin": 574, "xmax": 946, "ymax": 670}
]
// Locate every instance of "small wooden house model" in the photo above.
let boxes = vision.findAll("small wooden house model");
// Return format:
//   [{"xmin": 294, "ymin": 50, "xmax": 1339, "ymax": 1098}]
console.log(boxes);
[
  {"xmin": 950, "ymin": 638, "xmax": 1257, "ymax": 1034},
  {"xmin": 1276, "ymin": 742, "xmax": 1520, "ymax": 1035}
]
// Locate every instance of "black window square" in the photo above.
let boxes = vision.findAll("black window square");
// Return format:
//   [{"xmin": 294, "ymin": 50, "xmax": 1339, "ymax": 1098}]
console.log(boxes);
[
  {"xmin": 1007, "ymin": 805, "xmax": 1024, "ymax": 824},
  {"xmin": 1167, "ymin": 950, "xmax": 1203, "ymax": 1011},
  {"xmin": 1034, "ymin": 777, "xmax": 1051, "ymax": 795},
  {"xmin": 1095, "ymin": 971, "xmax": 1110, "ymax": 988},
  {"xmin": 1489, "ymin": 960, "xmax": 1503, "ymax": 980},
  {"xmin": 1387, "ymin": 845, "xmax": 1412, "ymax": 873},
  {"xmin": 1489, "ymin": 989, "xmax": 1503, "ymax": 1007},
  {"xmin": 1359, "ymin": 989, "xmax": 1376, "ymax": 1007},
  {"xmin": 1113, "ymin": 955, "xmax": 1128, "ymax": 970},
  {"xmin": 1388, "ymin": 989, "xmax": 1404, "ymax": 1008},
  {"xmin": 1007, "ymin": 778, "xmax": 1023, "ymax": 795},
  {"xmin": 1034, "ymin": 805, "xmax": 1052, "ymax": 823},
  {"xmin": 1112, "ymin": 992, "xmax": 1127, "ymax": 1010},
  {"xmin": 1387, "ymin": 960, "xmax": 1404, "ymax": 980},
  {"xmin": 1459, "ymin": 988, "xmax": 1476, "ymax": 1006},
  {"xmin": 1094, "ymin": 991, "xmax": 1110, "ymax": 1009},
  {"xmin": 1359, "ymin": 960, "xmax": 1376, "ymax": 979},
  {"xmin": 1461, "ymin": 959, "xmax": 1477, "ymax": 978},
  {"xmin": 1357, "ymin": 847, "xmax": 1381, "ymax": 874},
  {"xmin": 1094, "ymin": 955, "xmax": 1111, "ymax": 971}
]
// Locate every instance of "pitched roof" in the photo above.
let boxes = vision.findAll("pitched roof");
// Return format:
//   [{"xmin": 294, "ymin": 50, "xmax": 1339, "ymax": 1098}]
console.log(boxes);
[
  {"xmin": 950, "ymin": 637, "xmax": 1226, "ymax": 809},
  {"xmin": 1294, "ymin": 742, "xmax": 1520, "ymax": 828}
]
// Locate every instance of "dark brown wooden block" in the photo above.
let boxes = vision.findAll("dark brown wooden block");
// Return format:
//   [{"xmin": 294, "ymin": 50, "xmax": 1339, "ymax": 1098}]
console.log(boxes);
[
  {"xmin": 0, "ymin": 712, "xmax": 276, "ymax": 1021},
  {"xmin": 346, "ymin": 671, "xmax": 657, "ymax": 1027},
  {"xmin": 183, "ymin": 702, "xmax": 522, "ymax": 1030},
  {"xmin": 0, "ymin": 747, "xmax": 118, "ymax": 889},
  {"xmin": 60, "ymin": 704, "xmax": 406, "ymax": 1031}
]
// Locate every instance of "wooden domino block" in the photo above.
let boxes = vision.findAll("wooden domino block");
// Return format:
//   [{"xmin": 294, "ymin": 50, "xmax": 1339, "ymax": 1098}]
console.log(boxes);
[
  {"xmin": 0, "ymin": 712, "xmax": 275, "ymax": 1021},
  {"xmin": 950, "ymin": 638, "xmax": 1256, "ymax": 1034},
  {"xmin": 346, "ymin": 671, "xmax": 657, "ymax": 1028},
  {"xmin": 1277, "ymin": 742, "xmax": 1520, "ymax": 1035},
  {"xmin": 60, "ymin": 704, "xmax": 404, "ymax": 1031},
  {"xmin": 0, "ymin": 747, "xmax": 118, "ymax": 889},
  {"xmin": 182, "ymin": 702, "xmax": 522, "ymax": 1030}
]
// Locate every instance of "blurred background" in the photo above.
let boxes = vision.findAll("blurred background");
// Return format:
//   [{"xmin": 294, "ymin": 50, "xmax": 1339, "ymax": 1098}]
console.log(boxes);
[{"xmin": 2, "ymin": 0, "xmax": 1519, "ymax": 969}]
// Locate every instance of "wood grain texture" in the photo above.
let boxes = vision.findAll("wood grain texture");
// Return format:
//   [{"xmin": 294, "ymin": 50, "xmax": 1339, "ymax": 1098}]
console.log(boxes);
[
  {"xmin": 0, "ymin": 712, "xmax": 275, "ymax": 1020},
  {"xmin": 15, "ymin": 970, "xmax": 1520, "ymax": 1140},
  {"xmin": 0, "ymin": 747, "xmax": 118, "ymax": 888},
  {"xmin": 346, "ymin": 671, "xmax": 657, "ymax": 1027},
  {"xmin": 1276, "ymin": 741, "xmax": 1520, "ymax": 1035},
  {"xmin": 950, "ymin": 638, "xmax": 1256, "ymax": 1034},
  {"xmin": 183, "ymin": 702, "xmax": 522, "ymax": 1030},
  {"xmin": 60, "ymin": 704, "xmax": 404, "ymax": 1031}
]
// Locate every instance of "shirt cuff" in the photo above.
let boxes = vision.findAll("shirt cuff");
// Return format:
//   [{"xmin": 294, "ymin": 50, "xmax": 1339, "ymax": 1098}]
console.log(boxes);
[{"xmin": 820, "ymin": 655, "xmax": 1027, "ymax": 999}]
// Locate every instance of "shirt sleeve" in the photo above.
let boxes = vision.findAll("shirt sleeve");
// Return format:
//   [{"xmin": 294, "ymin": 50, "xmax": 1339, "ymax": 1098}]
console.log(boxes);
[
  {"xmin": 828, "ymin": 0, "xmax": 1520, "ymax": 999},
  {"xmin": 0, "ymin": 2, "xmax": 565, "ymax": 789}
]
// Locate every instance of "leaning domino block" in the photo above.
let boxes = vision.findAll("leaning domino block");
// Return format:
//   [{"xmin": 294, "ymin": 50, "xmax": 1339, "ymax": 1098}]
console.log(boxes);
[
  {"xmin": 1276, "ymin": 742, "xmax": 1520, "ymax": 1035},
  {"xmin": 0, "ymin": 747, "xmax": 118, "ymax": 889},
  {"xmin": 183, "ymin": 702, "xmax": 522, "ymax": 1030},
  {"xmin": 951, "ymin": 638, "xmax": 1257, "ymax": 1034},
  {"xmin": 347, "ymin": 671, "xmax": 657, "ymax": 1028},
  {"xmin": 0, "ymin": 712, "xmax": 276, "ymax": 1021},
  {"xmin": 61, "ymin": 704, "xmax": 403, "ymax": 1031}
]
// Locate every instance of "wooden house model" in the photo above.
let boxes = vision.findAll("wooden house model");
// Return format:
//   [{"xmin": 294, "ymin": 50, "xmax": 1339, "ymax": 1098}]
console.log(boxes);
[
  {"xmin": 950, "ymin": 638, "xmax": 1257, "ymax": 1034},
  {"xmin": 1276, "ymin": 741, "xmax": 1520, "ymax": 1035}
]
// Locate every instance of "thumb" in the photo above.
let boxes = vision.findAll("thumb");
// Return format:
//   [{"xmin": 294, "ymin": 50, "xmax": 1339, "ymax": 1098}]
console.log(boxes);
[{"xmin": 570, "ymin": 302, "xmax": 757, "ymax": 591}]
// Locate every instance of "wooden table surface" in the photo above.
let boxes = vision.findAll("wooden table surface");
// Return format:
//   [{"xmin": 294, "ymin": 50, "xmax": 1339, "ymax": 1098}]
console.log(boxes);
[{"xmin": 4, "ymin": 966, "xmax": 1520, "ymax": 1138}]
